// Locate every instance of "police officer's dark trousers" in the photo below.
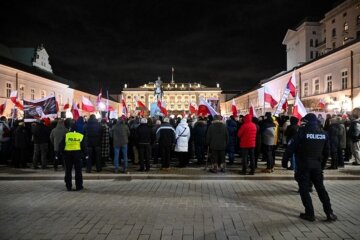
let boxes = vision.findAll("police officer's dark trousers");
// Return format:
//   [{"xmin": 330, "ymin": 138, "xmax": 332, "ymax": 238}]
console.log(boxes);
[
  {"xmin": 64, "ymin": 151, "xmax": 83, "ymax": 190},
  {"xmin": 297, "ymin": 168, "xmax": 333, "ymax": 216}
]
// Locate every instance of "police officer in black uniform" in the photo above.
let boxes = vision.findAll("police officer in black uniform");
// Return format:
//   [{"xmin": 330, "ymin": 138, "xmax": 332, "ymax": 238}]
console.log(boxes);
[
  {"xmin": 285, "ymin": 113, "xmax": 337, "ymax": 222},
  {"xmin": 59, "ymin": 124, "xmax": 88, "ymax": 191}
]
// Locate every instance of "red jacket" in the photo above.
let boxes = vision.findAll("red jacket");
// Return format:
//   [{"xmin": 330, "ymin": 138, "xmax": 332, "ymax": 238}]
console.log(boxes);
[{"xmin": 238, "ymin": 114, "xmax": 257, "ymax": 148}]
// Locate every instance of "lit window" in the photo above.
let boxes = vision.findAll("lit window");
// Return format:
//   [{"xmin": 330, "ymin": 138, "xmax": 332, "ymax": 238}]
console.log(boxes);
[
  {"xmin": 344, "ymin": 22, "xmax": 349, "ymax": 31},
  {"xmin": 303, "ymin": 82, "xmax": 309, "ymax": 97},
  {"xmin": 41, "ymin": 90, "xmax": 46, "ymax": 98},
  {"xmin": 326, "ymin": 75, "xmax": 333, "ymax": 92},
  {"xmin": 31, "ymin": 89, "xmax": 35, "ymax": 100},
  {"xmin": 314, "ymin": 79, "xmax": 320, "ymax": 95},
  {"xmin": 6, "ymin": 82, "xmax": 12, "ymax": 98},
  {"xmin": 341, "ymin": 70, "xmax": 348, "ymax": 90},
  {"xmin": 19, "ymin": 84, "xmax": 25, "ymax": 100}
]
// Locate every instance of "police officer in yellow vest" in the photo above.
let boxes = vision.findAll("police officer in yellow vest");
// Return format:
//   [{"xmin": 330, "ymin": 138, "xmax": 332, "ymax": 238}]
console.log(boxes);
[{"xmin": 60, "ymin": 126, "xmax": 88, "ymax": 191}]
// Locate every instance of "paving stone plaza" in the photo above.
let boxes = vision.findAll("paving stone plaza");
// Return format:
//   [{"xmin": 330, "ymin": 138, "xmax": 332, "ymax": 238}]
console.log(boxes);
[{"xmin": 0, "ymin": 179, "xmax": 359, "ymax": 240}]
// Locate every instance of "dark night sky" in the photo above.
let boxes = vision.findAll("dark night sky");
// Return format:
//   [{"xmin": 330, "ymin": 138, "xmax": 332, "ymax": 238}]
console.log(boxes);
[{"xmin": 1, "ymin": 0, "xmax": 340, "ymax": 94}]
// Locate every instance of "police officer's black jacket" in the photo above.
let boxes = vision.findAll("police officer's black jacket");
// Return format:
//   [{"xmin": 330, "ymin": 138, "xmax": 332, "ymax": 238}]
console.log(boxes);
[{"xmin": 285, "ymin": 121, "xmax": 330, "ymax": 170}]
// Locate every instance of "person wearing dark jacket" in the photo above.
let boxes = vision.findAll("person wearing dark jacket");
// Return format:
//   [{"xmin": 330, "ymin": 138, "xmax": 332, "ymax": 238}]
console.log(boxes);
[
  {"xmin": 59, "ymin": 125, "xmax": 88, "ymax": 191},
  {"xmin": 238, "ymin": 114, "xmax": 257, "ymax": 175},
  {"xmin": 14, "ymin": 121, "xmax": 31, "ymax": 168},
  {"xmin": 50, "ymin": 119, "xmax": 68, "ymax": 170},
  {"xmin": 32, "ymin": 120, "xmax": 51, "ymax": 169},
  {"xmin": 136, "ymin": 118, "xmax": 153, "ymax": 171},
  {"xmin": 349, "ymin": 108, "xmax": 360, "ymax": 165},
  {"xmin": 284, "ymin": 113, "xmax": 337, "ymax": 222},
  {"xmin": 226, "ymin": 116, "xmax": 238, "ymax": 165},
  {"xmin": 193, "ymin": 117, "xmax": 207, "ymax": 164},
  {"xmin": 283, "ymin": 116, "xmax": 299, "ymax": 170},
  {"xmin": 83, "ymin": 114, "xmax": 102, "ymax": 173},
  {"xmin": 206, "ymin": 115, "xmax": 229, "ymax": 173},
  {"xmin": 328, "ymin": 118, "xmax": 341, "ymax": 169},
  {"xmin": 111, "ymin": 117, "xmax": 130, "ymax": 173},
  {"xmin": 151, "ymin": 120, "xmax": 161, "ymax": 164},
  {"xmin": 156, "ymin": 118, "xmax": 176, "ymax": 169}
]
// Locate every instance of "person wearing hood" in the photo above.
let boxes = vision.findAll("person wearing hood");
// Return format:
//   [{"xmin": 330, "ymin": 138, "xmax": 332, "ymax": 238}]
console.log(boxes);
[
  {"xmin": 237, "ymin": 114, "xmax": 257, "ymax": 175},
  {"xmin": 226, "ymin": 116, "xmax": 238, "ymax": 165},
  {"xmin": 50, "ymin": 119, "xmax": 68, "ymax": 170},
  {"xmin": 285, "ymin": 113, "xmax": 337, "ymax": 222},
  {"xmin": 175, "ymin": 118, "xmax": 191, "ymax": 167},
  {"xmin": 83, "ymin": 114, "xmax": 103, "ymax": 173},
  {"xmin": 283, "ymin": 116, "xmax": 299, "ymax": 170}
]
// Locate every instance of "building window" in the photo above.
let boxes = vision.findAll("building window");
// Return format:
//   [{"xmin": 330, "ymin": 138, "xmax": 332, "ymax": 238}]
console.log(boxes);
[
  {"xmin": 315, "ymin": 39, "xmax": 318, "ymax": 46},
  {"xmin": 31, "ymin": 89, "xmax": 35, "ymax": 100},
  {"xmin": 314, "ymin": 79, "xmax": 320, "ymax": 95},
  {"xmin": 312, "ymin": 31, "xmax": 316, "ymax": 35},
  {"xmin": 357, "ymin": 15, "xmax": 360, "ymax": 25},
  {"xmin": 6, "ymin": 82, "xmax": 12, "ymax": 98},
  {"xmin": 343, "ymin": 12, "xmax": 347, "ymax": 17},
  {"xmin": 41, "ymin": 90, "xmax": 46, "ymax": 98},
  {"xmin": 316, "ymin": 51, "xmax": 319, "ymax": 57},
  {"xmin": 19, "ymin": 84, "xmax": 25, "ymax": 100},
  {"xmin": 344, "ymin": 22, "xmax": 349, "ymax": 31},
  {"xmin": 332, "ymin": 28, "xmax": 336, "ymax": 37},
  {"xmin": 58, "ymin": 94, "xmax": 63, "ymax": 105},
  {"xmin": 303, "ymin": 82, "xmax": 309, "ymax": 97},
  {"xmin": 332, "ymin": 19, "xmax": 335, "ymax": 24},
  {"xmin": 332, "ymin": 42, "xmax": 336, "ymax": 49},
  {"xmin": 310, "ymin": 51, "xmax": 313, "ymax": 59},
  {"xmin": 326, "ymin": 75, "xmax": 333, "ymax": 93},
  {"xmin": 341, "ymin": 70, "xmax": 348, "ymax": 89},
  {"xmin": 310, "ymin": 39, "xmax": 313, "ymax": 47}
]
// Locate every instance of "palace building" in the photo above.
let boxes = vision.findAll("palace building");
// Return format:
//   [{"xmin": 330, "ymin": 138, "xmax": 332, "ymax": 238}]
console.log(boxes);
[{"xmin": 121, "ymin": 79, "xmax": 222, "ymax": 115}]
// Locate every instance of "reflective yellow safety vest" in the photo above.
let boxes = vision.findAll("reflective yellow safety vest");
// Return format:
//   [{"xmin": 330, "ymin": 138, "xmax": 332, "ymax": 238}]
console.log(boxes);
[{"xmin": 64, "ymin": 132, "xmax": 84, "ymax": 151}]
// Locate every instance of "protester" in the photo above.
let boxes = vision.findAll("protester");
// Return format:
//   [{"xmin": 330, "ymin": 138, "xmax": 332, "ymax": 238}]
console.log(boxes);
[
  {"xmin": 252, "ymin": 117, "xmax": 261, "ymax": 169},
  {"xmin": 136, "ymin": 118, "xmax": 153, "ymax": 171},
  {"xmin": 283, "ymin": 116, "xmax": 299, "ymax": 170},
  {"xmin": 32, "ymin": 119, "xmax": 51, "ymax": 169},
  {"xmin": 100, "ymin": 119, "xmax": 111, "ymax": 167},
  {"xmin": 151, "ymin": 119, "xmax": 161, "ymax": 164},
  {"xmin": 0, "ymin": 116, "xmax": 11, "ymax": 165},
  {"xmin": 83, "ymin": 114, "xmax": 102, "ymax": 173},
  {"xmin": 226, "ymin": 116, "xmax": 238, "ymax": 165},
  {"xmin": 13, "ymin": 120, "xmax": 31, "ymax": 168},
  {"xmin": 349, "ymin": 107, "xmax": 360, "ymax": 166},
  {"xmin": 129, "ymin": 117, "xmax": 140, "ymax": 164},
  {"xmin": 156, "ymin": 117, "xmax": 176, "ymax": 170},
  {"xmin": 261, "ymin": 112, "xmax": 276, "ymax": 173},
  {"xmin": 50, "ymin": 119, "xmax": 68, "ymax": 170},
  {"xmin": 175, "ymin": 118, "xmax": 190, "ymax": 168},
  {"xmin": 237, "ymin": 114, "xmax": 256, "ymax": 175},
  {"xmin": 206, "ymin": 115, "xmax": 229, "ymax": 173},
  {"xmin": 193, "ymin": 117, "xmax": 207, "ymax": 165},
  {"xmin": 111, "ymin": 116, "xmax": 130, "ymax": 173}
]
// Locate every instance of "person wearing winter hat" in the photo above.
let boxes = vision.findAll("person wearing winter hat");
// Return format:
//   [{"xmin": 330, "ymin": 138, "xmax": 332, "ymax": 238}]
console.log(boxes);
[{"xmin": 284, "ymin": 113, "xmax": 337, "ymax": 222}]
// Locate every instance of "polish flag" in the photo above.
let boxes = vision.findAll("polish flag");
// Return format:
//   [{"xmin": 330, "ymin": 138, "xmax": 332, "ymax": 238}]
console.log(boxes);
[
  {"xmin": 293, "ymin": 96, "xmax": 307, "ymax": 122},
  {"xmin": 136, "ymin": 97, "xmax": 147, "ymax": 110},
  {"xmin": 249, "ymin": 104, "xmax": 257, "ymax": 118},
  {"xmin": 282, "ymin": 99, "xmax": 288, "ymax": 112},
  {"xmin": 9, "ymin": 90, "xmax": 23, "ymax": 110},
  {"xmin": 264, "ymin": 86, "xmax": 278, "ymax": 109},
  {"xmin": 286, "ymin": 71, "xmax": 296, "ymax": 97},
  {"xmin": 231, "ymin": 99, "xmax": 237, "ymax": 117},
  {"xmin": 157, "ymin": 100, "xmax": 168, "ymax": 116},
  {"xmin": 71, "ymin": 102, "xmax": 80, "ymax": 120},
  {"xmin": 121, "ymin": 95, "xmax": 127, "ymax": 116},
  {"xmin": 81, "ymin": 96, "xmax": 95, "ymax": 112},
  {"xmin": 318, "ymin": 98, "xmax": 326, "ymax": 109},
  {"xmin": 189, "ymin": 102, "xmax": 198, "ymax": 115},
  {"xmin": 197, "ymin": 98, "xmax": 219, "ymax": 117},
  {"xmin": 63, "ymin": 103, "xmax": 70, "ymax": 110},
  {"xmin": 0, "ymin": 100, "xmax": 6, "ymax": 115}
]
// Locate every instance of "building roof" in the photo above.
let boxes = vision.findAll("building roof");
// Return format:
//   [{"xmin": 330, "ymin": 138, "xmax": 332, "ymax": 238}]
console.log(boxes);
[{"xmin": 124, "ymin": 81, "xmax": 221, "ymax": 91}]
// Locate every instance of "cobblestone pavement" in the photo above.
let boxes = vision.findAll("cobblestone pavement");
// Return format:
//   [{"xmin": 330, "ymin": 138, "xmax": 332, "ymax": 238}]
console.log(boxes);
[{"xmin": 0, "ymin": 180, "xmax": 359, "ymax": 240}]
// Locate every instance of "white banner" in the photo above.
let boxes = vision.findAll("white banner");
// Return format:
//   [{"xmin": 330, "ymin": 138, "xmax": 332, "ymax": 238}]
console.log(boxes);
[{"xmin": 274, "ymin": 88, "xmax": 290, "ymax": 116}]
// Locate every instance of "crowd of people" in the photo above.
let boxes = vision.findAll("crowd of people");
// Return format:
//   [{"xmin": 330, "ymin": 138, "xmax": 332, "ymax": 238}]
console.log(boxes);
[{"xmin": 0, "ymin": 108, "xmax": 359, "ymax": 175}]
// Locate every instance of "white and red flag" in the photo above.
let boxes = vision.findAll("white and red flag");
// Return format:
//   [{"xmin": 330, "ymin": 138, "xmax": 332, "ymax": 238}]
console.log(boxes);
[
  {"xmin": 249, "ymin": 103, "xmax": 257, "ymax": 118},
  {"xmin": 318, "ymin": 98, "xmax": 326, "ymax": 109},
  {"xmin": 63, "ymin": 103, "xmax": 70, "ymax": 110},
  {"xmin": 157, "ymin": 100, "xmax": 168, "ymax": 116},
  {"xmin": 81, "ymin": 96, "xmax": 95, "ymax": 112},
  {"xmin": 231, "ymin": 99, "xmax": 237, "ymax": 117},
  {"xmin": 286, "ymin": 71, "xmax": 296, "ymax": 97},
  {"xmin": 136, "ymin": 97, "xmax": 147, "ymax": 110},
  {"xmin": 197, "ymin": 98, "xmax": 219, "ymax": 117},
  {"xmin": 9, "ymin": 90, "xmax": 23, "ymax": 110},
  {"xmin": 71, "ymin": 102, "xmax": 80, "ymax": 121},
  {"xmin": 189, "ymin": 102, "xmax": 198, "ymax": 115},
  {"xmin": 0, "ymin": 100, "xmax": 6, "ymax": 115},
  {"xmin": 282, "ymin": 99, "xmax": 288, "ymax": 112},
  {"xmin": 293, "ymin": 96, "xmax": 307, "ymax": 121},
  {"xmin": 121, "ymin": 95, "xmax": 127, "ymax": 116},
  {"xmin": 96, "ymin": 88, "xmax": 102, "ymax": 105},
  {"xmin": 264, "ymin": 86, "xmax": 278, "ymax": 109}
]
